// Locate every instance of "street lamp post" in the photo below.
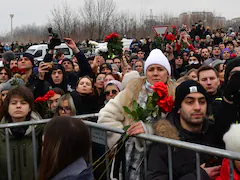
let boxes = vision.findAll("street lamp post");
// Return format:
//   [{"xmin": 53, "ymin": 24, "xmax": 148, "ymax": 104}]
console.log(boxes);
[{"xmin": 10, "ymin": 14, "xmax": 14, "ymax": 42}]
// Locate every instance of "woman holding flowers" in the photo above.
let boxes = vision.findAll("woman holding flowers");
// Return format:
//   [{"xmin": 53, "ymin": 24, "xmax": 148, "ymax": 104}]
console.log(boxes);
[{"xmin": 98, "ymin": 49, "xmax": 176, "ymax": 180}]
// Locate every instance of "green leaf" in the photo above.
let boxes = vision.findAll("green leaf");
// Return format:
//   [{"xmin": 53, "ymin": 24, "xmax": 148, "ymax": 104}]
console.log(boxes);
[
  {"xmin": 152, "ymin": 92, "xmax": 159, "ymax": 101},
  {"xmin": 132, "ymin": 100, "xmax": 138, "ymax": 111},
  {"xmin": 123, "ymin": 106, "xmax": 132, "ymax": 115},
  {"xmin": 123, "ymin": 125, "xmax": 130, "ymax": 131}
]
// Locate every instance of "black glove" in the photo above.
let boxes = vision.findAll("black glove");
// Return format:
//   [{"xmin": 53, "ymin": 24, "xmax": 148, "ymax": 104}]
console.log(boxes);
[{"xmin": 223, "ymin": 71, "xmax": 240, "ymax": 102}]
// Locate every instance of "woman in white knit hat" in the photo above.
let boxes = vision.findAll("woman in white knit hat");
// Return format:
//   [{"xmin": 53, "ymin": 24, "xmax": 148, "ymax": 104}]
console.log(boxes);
[{"xmin": 98, "ymin": 49, "xmax": 176, "ymax": 180}]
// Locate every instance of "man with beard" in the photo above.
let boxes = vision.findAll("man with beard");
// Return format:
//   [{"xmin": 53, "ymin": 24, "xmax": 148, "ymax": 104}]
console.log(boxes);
[
  {"xmin": 201, "ymin": 48, "xmax": 210, "ymax": 63},
  {"xmin": 147, "ymin": 80, "xmax": 222, "ymax": 180},
  {"xmin": 203, "ymin": 46, "xmax": 221, "ymax": 65}
]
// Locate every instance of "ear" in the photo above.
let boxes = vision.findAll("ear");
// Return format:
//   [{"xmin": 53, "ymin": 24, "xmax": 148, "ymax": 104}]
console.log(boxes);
[{"xmin": 177, "ymin": 109, "xmax": 180, "ymax": 114}]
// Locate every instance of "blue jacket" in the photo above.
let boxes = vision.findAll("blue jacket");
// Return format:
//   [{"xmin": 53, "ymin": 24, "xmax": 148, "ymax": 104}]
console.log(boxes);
[{"xmin": 52, "ymin": 157, "xmax": 94, "ymax": 180}]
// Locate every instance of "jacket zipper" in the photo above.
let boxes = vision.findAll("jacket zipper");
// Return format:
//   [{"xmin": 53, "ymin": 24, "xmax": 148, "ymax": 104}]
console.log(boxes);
[
  {"xmin": 23, "ymin": 144, "xmax": 27, "ymax": 167},
  {"xmin": 17, "ymin": 141, "xmax": 22, "ymax": 180},
  {"xmin": 12, "ymin": 147, "xmax": 16, "ymax": 171}
]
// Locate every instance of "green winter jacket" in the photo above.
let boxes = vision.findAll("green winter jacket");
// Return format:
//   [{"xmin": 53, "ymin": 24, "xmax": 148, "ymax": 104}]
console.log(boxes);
[{"xmin": 0, "ymin": 112, "xmax": 44, "ymax": 180}]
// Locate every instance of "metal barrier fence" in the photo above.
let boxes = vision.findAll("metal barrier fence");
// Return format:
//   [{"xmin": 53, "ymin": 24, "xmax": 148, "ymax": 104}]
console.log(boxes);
[{"xmin": 0, "ymin": 113, "xmax": 240, "ymax": 180}]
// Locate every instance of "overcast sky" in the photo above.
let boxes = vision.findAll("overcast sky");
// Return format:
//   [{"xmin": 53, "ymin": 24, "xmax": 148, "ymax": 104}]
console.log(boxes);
[{"xmin": 1, "ymin": 0, "xmax": 239, "ymax": 34}]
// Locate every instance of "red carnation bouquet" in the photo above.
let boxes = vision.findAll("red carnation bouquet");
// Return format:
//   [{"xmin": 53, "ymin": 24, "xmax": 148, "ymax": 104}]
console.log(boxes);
[
  {"xmin": 123, "ymin": 82, "xmax": 174, "ymax": 125},
  {"xmin": 35, "ymin": 90, "xmax": 55, "ymax": 103},
  {"xmin": 104, "ymin": 32, "xmax": 123, "ymax": 59}
]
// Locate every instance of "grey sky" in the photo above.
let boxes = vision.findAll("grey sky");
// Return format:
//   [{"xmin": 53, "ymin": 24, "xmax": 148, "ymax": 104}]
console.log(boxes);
[{"xmin": 1, "ymin": 0, "xmax": 239, "ymax": 34}]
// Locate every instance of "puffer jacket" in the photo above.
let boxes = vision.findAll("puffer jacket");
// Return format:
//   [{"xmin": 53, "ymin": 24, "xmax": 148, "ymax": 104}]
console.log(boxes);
[{"xmin": 0, "ymin": 111, "xmax": 43, "ymax": 180}]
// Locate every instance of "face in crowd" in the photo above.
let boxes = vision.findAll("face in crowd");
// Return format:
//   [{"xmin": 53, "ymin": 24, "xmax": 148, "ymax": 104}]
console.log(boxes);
[
  {"xmin": 113, "ymin": 58, "xmax": 121, "ymax": 69},
  {"xmin": 76, "ymin": 77, "xmax": 93, "ymax": 95},
  {"xmin": 51, "ymin": 69, "xmax": 63, "ymax": 85},
  {"xmin": 137, "ymin": 51, "xmax": 145, "ymax": 59},
  {"xmin": 94, "ymin": 74, "xmax": 106, "ymax": 89},
  {"xmin": 17, "ymin": 57, "xmax": 33, "ymax": 70},
  {"xmin": 135, "ymin": 61, "xmax": 144, "ymax": 74},
  {"xmin": 0, "ymin": 68, "xmax": 9, "ymax": 83},
  {"xmin": 146, "ymin": 64, "xmax": 168, "ymax": 85},
  {"xmin": 198, "ymin": 69, "xmax": 220, "ymax": 95},
  {"xmin": 175, "ymin": 56, "xmax": 183, "ymax": 67},
  {"xmin": 188, "ymin": 70, "xmax": 198, "ymax": 81},
  {"xmin": 222, "ymin": 50, "xmax": 231, "ymax": 60},
  {"xmin": 179, "ymin": 92, "xmax": 207, "ymax": 131},
  {"xmin": 10, "ymin": 60, "xmax": 18, "ymax": 70},
  {"xmin": 47, "ymin": 93, "xmax": 62, "ymax": 111},
  {"xmin": 105, "ymin": 84, "xmax": 120, "ymax": 102},
  {"xmin": 58, "ymin": 99, "xmax": 72, "ymax": 117},
  {"xmin": 104, "ymin": 74, "xmax": 115, "ymax": 87},
  {"xmin": 62, "ymin": 61, "xmax": 74, "ymax": 72}
]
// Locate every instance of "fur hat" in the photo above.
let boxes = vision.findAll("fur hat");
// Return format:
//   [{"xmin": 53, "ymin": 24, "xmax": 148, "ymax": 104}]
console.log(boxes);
[
  {"xmin": 223, "ymin": 124, "xmax": 240, "ymax": 152},
  {"xmin": 144, "ymin": 49, "xmax": 171, "ymax": 75}
]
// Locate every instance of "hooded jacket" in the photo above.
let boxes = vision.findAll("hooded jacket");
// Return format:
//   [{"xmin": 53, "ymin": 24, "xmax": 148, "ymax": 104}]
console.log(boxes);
[
  {"xmin": 147, "ymin": 109, "xmax": 223, "ymax": 180},
  {"xmin": 0, "ymin": 111, "xmax": 43, "ymax": 180},
  {"xmin": 51, "ymin": 157, "xmax": 94, "ymax": 180}
]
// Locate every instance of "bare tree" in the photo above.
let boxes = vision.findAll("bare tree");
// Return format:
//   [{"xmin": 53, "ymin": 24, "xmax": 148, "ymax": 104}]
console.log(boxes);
[
  {"xmin": 81, "ymin": 0, "xmax": 116, "ymax": 40},
  {"xmin": 49, "ymin": 2, "xmax": 79, "ymax": 38}
]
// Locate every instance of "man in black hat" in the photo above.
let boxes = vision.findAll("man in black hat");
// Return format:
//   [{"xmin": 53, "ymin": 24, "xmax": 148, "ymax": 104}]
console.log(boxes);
[
  {"xmin": 100, "ymin": 63, "xmax": 112, "ymax": 74},
  {"xmin": 17, "ymin": 53, "xmax": 39, "ymax": 91},
  {"xmin": 147, "ymin": 80, "xmax": 222, "ymax": 180}
]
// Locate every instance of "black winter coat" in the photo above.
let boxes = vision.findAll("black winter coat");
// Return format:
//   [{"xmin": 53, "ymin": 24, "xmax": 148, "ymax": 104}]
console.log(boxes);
[{"xmin": 147, "ymin": 110, "xmax": 223, "ymax": 180}]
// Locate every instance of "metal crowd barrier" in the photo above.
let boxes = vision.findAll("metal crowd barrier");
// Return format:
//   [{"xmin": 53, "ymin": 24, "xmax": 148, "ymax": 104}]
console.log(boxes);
[{"xmin": 0, "ymin": 113, "xmax": 240, "ymax": 180}]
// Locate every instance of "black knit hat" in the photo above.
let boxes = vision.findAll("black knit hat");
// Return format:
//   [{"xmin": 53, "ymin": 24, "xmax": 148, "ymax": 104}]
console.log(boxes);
[
  {"xmin": 224, "ymin": 57, "xmax": 240, "ymax": 83},
  {"xmin": 175, "ymin": 80, "xmax": 208, "ymax": 109},
  {"xmin": 22, "ymin": 53, "xmax": 35, "ymax": 67}
]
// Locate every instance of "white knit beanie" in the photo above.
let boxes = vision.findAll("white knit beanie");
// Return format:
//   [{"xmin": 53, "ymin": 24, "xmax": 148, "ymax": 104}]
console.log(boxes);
[
  {"xmin": 223, "ymin": 124, "xmax": 240, "ymax": 152},
  {"xmin": 144, "ymin": 49, "xmax": 171, "ymax": 75}
]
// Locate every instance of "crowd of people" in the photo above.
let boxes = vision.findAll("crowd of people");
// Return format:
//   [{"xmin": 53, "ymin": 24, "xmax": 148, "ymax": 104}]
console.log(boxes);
[{"xmin": 0, "ymin": 21, "xmax": 240, "ymax": 180}]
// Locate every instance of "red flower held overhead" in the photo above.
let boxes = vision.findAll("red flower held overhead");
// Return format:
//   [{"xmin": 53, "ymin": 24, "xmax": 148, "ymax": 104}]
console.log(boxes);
[
  {"xmin": 166, "ymin": 34, "xmax": 175, "ymax": 42},
  {"xmin": 104, "ymin": 32, "xmax": 120, "ymax": 42}
]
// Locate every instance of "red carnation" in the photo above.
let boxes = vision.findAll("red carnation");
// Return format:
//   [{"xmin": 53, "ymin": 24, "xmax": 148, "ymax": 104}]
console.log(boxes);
[
  {"xmin": 45, "ymin": 90, "xmax": 55, "ymax": 99},
  {"xmin": 35, "ymin": 97, "xmax": 43, "ymax": 103},
  {"xmin": 151, "ymin": 82, "xmax": 168, "ymax": 99},
  {"xmin": 166, "ymin": 34, "xmax": 175, "ymax": 42},
  {"xmin": 157, "ymin": 96, "xmax": 174, "ymax": 113},
  {"xmin": 18, "ymin": 68, "xmax": 26, "ymax": 75},
  {"xmin": 12, "ymin": 67, "xmax": 18, "ymax": 73},
  {"xmin": 231, "ymin": 53, "xmax": 237, "ymax": 58},
  {"xmin": 172, "ymin": 25, "xmax": 177, "ymax": 29}
]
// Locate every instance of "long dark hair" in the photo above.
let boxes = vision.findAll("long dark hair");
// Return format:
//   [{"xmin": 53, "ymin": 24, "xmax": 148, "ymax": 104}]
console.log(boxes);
[
  {"xmin": 38, "ymin": 116, "xmax": 91, "ymax": 180},
  {"xmin": 2, "ymin": 86, "xmax": 34, "ymax": 122}
]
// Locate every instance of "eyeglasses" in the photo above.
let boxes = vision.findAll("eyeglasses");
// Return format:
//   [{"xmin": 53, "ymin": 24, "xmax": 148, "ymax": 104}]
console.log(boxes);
[
  {"xmin": 59, "ymin": 106, "xmax": 71, "ymax": 112},
  {"xmin": 105, "ymin": 90, "xmax": 118, "ymax": 96}
]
